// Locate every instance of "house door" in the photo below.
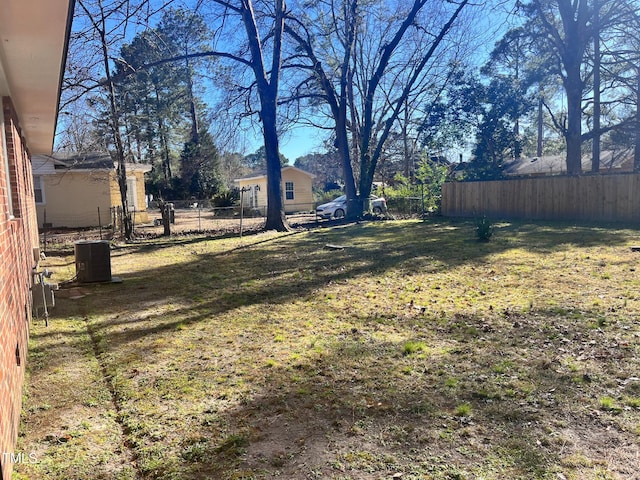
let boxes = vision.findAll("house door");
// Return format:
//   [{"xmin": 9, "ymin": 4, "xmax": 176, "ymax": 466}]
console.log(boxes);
[
  {"xmin": 126, "ymin": 177, "xmax": 137, "ymax": 211},
  {"xmin": 251, "ymin": 186, "xmax": 259, "ymax": 208}
]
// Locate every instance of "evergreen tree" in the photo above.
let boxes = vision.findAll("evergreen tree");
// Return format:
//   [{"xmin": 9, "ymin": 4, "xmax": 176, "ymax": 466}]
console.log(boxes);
[{"xmin": 180, "ymin": 129, "xmax": 223, "ymax": 199}]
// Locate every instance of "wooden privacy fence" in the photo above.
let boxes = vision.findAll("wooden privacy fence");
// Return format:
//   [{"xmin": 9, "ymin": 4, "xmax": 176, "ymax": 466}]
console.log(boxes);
[{"xmin": 442, "ymin": 173, "xmax": 640, "ymax": 223}]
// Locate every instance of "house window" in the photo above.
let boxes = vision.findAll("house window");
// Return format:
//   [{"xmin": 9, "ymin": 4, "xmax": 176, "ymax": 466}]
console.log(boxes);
[
  {"xmin": 33, "ymin": 175, "xmax": 45, "ymax": 204},
  {"xmin": 285, "ymin": 181, "xmax": 294, "ymax": 200}
]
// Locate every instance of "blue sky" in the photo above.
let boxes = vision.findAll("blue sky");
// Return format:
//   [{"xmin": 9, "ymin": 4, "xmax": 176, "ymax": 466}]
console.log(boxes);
[
  {"xmin": 61, "ymin": 0, "xmax": 513, "ymax": 163},
  {"xmin": 279, "ymin": 127, "xmax": 324, "ymax": 162}
]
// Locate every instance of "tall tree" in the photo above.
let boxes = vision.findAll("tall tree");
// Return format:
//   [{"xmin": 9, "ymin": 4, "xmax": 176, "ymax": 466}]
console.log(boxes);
[
  {"xmin": 526, "ymin": 0, "xmax": 593, "ymax": 174},
  {"xmin": 524, "ymin": 0, "xmax": 632, "ymax": 174},
  {"xmin": 118, "ymin": 30, "xmax": 183, "ymax": 190},
  {"xmin": 74, "ymin": 0, "xmax": 291, "ymax": 230},
  {"xmin": 71, "ymin": 0, "xmax": 151, "ymax": 241},
  {"xmin": 591, "ymin": 0, "xmax": 601, "ymax": 172},
  {"xmin": 418, "ymin": 65, "xmax": 482, "ymax": 161},
  {"xmin": 155, "ymin": 9, "xmax": 222, "ymax": 198},
  {"xmin": 154, "ymin": 9, "xmax": 213, "ymax": 146},
  {"xmin": 117, "ymin": 9, "xmax": 221, "ymax": 199},
  {"xmin": 460, "ymin": 74, "xmax": 534, "ymax": 179},
  {"xmin": 598, "ymin": 1, "xmax": 640, "ymax": 170},
  {"xmin": 285, "ymin": 0, "xmax": 359, "ymax": 214},
  {"xmin": 286, "ymin": 0, "xmax": 471, "ymax": 217},
  {"xmin": 205, "ymin": 0, "xmax": 290, "ymax": 231},
  {"xmin": 463, "ymin": 25, "xmax": 550, "ymax": 177}
]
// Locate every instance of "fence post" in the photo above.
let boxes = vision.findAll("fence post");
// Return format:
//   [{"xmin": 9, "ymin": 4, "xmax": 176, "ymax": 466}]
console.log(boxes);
[
  {"xmin": 239, "ymin": 190, "xmax": 245, "ymax": 239},
  {"xmin": 43, "ymin": 208, "xmax": 47, "ymax": 255},
  {"xmin": 162, "ymin": 203, "xmax": 171, "ymax": 236},
  {"xmin": 119, "ymin": 206, "xmax": 123, "ymax": 237}
]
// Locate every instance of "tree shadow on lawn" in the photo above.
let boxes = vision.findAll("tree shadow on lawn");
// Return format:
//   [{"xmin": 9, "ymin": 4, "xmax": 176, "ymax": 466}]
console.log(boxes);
[
  {"xmin": 25, "ymin": 219, "xmax": 640, "ymax": 478},
  {"xmin": 113, "ymin": 216, "xmax": 639, "ymax": 263},
  {"xmin": 31, "ymin": 219, "xmax": 638, "ymax": 365},
  {"xmin": 140, "ymin": 308, "xmax": 639, "ymax": 479}
]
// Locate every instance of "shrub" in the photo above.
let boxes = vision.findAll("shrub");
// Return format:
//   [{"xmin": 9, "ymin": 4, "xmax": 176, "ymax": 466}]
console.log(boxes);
[
  {"xmin": 475, "ymin": 216, "xmax": 494, "ymax": 242},
  {"xmin": 212, "ymin": 188, "xmax": 239, "ymax": 208},
  {"xmin": 315, "ymin": 189, "xmax": 343, "ymax": 204},
  {"xmin": 381, "ymin": 159, "xmax": 447, "ymax": 216}
]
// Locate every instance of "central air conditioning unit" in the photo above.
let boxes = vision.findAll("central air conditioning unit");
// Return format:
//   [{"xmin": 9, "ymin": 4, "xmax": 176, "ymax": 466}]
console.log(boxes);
[{"xmin": 75, "ymin": 240, "xmax": 112, "ymax": 283}]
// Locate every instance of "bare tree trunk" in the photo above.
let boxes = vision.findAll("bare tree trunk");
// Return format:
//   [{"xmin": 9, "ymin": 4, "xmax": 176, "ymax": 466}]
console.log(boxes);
[
  {"xmin": 262, "ymin": 100, "xmax": 288, "ymax": 230},
  {"xmin": 532, "ymin": 0, "xmax": 592, "ymax": 175},
  {"xmin": 565, "ymin": 74, "xmax": 583, "ymax": 175},
  {"xmin": 81, "ymin": 0, "xmax": 134, "ymax": 240},
  {"xmin": 513, "ymin": 45, "xmax": 521, "ymax": 159},
  {"xmin": 537, "ymin": 95, "xmax": 544, "ymax": 157},
  {"xmin": 592, "ymin": 0, "xmax": 601, "ymax": 173},
  {"xmin": 336, "ymin": 110, "xmax": 358, "ymax": 215},
  {"xmin": 152, "ymin": 85, "xmax": 172, "ymax": 185},
  {"xmin": 635, "ymin": 69, "xmax": 640, "ymax": 172},
  {"xmin": 341, "ymin": 0, "xmax": 359, "ymax": 218},
  {"xmin": 162, "ymin": 202, "xmax": 171, "ymax": 236},
  {"xmin": 160, "ymin": 123, "xmax": 171, "ymax": 183},
  {"xmin": 403, "ymin": 99, "xmax": 411, "ymax": 178},
  {"xmin": 239, "ymin": 0, "xmax": 290, "ymax": 231},
  {"xmin": 356, "ymin": 0, "xmax": 469, "ymax": 208},
  {"xmin": 185, "ymin": 52, "xmax": 200, "ymax": 145}
]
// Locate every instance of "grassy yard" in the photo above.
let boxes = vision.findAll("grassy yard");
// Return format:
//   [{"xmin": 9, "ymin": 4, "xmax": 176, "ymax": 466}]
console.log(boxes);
[{"xmin": 14, "ymin": 219, "xmax": 640, "ymax": 480}]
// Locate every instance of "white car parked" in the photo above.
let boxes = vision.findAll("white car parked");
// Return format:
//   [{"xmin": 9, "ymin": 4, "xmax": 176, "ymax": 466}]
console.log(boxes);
[{"xmin": 316, "ymin": 194, "xmax": 387, "ymax": 219}]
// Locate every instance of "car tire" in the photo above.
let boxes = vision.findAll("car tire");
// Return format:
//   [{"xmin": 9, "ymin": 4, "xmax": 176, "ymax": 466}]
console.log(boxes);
[
  {"xmin": 373, "ymin": 206, "xmax": 383, "ymax": 214},
  {"xmin": 334, "ymin": 209, "xmax": 345, "ymax": 219}
]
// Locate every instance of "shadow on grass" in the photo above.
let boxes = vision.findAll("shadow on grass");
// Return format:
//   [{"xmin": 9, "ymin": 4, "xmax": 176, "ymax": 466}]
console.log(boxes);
[
  {"xmin": 31, "ymin": 219, "xmax": 638, "ymax": 356},
  {"xmin": 26, "ymin": 219, "xmax": 640, "ymax": 478},
  {"xmin": 153, "ymin": 305, "xmax": 636, "ymax": 479}
]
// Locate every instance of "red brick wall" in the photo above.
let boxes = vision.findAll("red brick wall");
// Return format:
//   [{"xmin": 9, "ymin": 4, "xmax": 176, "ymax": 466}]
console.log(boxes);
[{"xmin": 0, "ymin": 96, "xmax": 40, "ymax": 480}]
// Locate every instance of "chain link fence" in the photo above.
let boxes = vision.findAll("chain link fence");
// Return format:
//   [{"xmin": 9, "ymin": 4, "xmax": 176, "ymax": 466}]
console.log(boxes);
[{"xmin": 39, "ymin": 196, "xmax": 431, "ymax": 250}]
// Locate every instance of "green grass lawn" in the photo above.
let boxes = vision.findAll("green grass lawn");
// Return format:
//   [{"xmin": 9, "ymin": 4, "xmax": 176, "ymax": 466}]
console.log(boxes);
[{"xmin": 15, "ymin": 219, "xmax": 640, "ymax": 479}]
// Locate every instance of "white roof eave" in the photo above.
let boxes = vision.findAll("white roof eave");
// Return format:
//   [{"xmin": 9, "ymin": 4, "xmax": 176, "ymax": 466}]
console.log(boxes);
[{"xmin": 0, "ymin": 0, "xmax": 74, "ymax": 154}]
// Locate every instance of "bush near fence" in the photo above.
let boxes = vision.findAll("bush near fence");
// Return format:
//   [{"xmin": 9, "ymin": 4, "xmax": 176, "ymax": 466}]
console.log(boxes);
[
  {"xmin": 441, "ymin": 173, "xmax": 640, "ymax": 223},
  {"xmin": 377, "ymin": 180, "xmax": 442, "ymax": 216},
  {"xmin": 385, "ymin": 196, "xmax": 425, "ymax": 216}
]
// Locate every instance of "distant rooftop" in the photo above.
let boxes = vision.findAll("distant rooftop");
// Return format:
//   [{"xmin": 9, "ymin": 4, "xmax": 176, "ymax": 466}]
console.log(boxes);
[
  {"xmin": 504, "ymin": 149, "xmax": 634, "ymax": 176},
  {"xmin": 51, "ymin": 152, "xmax": 115, "ymax": 170}
]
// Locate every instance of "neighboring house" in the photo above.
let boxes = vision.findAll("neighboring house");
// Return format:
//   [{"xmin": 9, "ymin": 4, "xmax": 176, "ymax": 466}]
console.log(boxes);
[
  {"xmin": 0, "ymin": 1, "xmax": 74, "ymax": 478},
  {"xmin": 32, "ymin": 153, "xmax": 152, "ymax": 228},
  {"xmin": 236, "ymin": 165, "xmax": 315, "ymax": 213},
  {"xmin": 504, "ymin": 149, "xmax": 635, "ymax": 177}
]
